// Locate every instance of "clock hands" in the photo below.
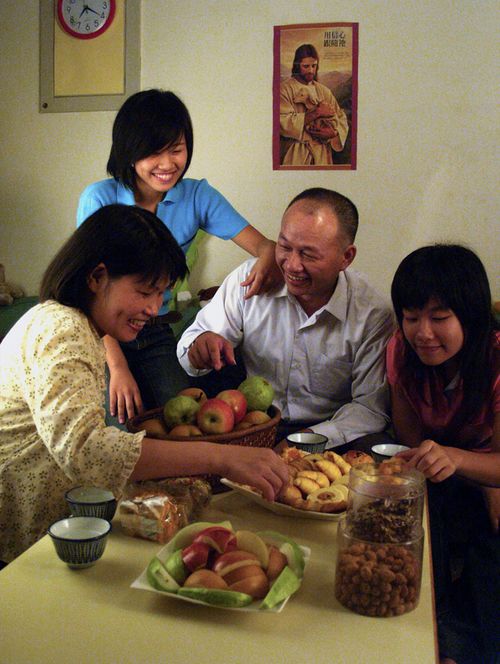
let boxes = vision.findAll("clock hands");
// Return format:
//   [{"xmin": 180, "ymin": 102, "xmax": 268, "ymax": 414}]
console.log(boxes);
[{"xmin": 78, "ymin": 4, "xmax": 100, "ymax": 19}]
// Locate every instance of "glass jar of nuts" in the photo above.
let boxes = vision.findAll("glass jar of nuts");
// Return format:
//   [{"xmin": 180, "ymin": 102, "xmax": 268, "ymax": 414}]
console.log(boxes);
[
  {"xmin": 346, "ymin": 461, "xmax": 425, "ymax": 543},
  {"xmin": 334, "ymin": 518, "xmax": 424, "ymax": 617}
]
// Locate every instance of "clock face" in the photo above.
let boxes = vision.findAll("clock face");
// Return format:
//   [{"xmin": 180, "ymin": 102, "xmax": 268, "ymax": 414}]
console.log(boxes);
[{"xmin": 57, "ymin": 0, "xmax": 116, "ymax": 40}]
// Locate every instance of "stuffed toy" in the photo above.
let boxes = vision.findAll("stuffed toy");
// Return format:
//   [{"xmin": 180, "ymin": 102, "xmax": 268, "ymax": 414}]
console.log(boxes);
[{"xmin": 0, "ymin": 264, "xmax": 24, "ymax": 306}]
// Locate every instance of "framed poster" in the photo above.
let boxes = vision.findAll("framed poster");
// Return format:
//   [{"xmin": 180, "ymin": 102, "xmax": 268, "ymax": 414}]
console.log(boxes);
[
  {"xmin": 273, "ymin": 23, "xmax": 358, "ymax": 170},
  {"xmin": 39, "ymin": 0, "xmax": 140, "ymax": 113}
]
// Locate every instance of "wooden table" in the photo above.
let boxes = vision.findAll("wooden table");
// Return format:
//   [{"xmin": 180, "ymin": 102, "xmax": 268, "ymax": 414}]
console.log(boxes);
[{"xmin": 0, "ymin": 491, "xmax": 438, "ymax": 664}]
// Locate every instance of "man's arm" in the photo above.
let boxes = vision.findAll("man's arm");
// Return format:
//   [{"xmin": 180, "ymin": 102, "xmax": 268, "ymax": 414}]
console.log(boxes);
[
  {"xmin": 279, "ymin": 80, "xmax": 306, "ymax": 140},
  {"xmin": 311, "ymin": 311, "xmax": 394, "ymax": 447},
  {"xmin": 177, "ymin": 261, "xmax": 252, "ymax": 375}
]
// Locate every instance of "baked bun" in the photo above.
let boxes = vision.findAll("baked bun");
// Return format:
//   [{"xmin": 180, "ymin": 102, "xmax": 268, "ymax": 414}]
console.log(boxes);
[{"xmin": 342, "ymin": 450, "xmax": 374, "ymax": 467}]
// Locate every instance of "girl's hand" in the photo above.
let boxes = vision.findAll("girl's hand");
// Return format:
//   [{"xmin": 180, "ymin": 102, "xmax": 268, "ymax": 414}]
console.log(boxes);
[
  {"xmin": 108, "ymin": 364, "xmax": 144, "ymax": 424},
  {"xmin": 240, "ymin": 243, "xmax": 283, "ymax": 298},
  {"xmin": 218, "ymin": 445, "xmax": 289, "ymax": 502},
  {"xmin": 482, "ymin": 486, "xmax": 500, "ymax": 534},
  {"xmin": 397, "ymin": 439, "xmax": 460, "ymax": 482}
]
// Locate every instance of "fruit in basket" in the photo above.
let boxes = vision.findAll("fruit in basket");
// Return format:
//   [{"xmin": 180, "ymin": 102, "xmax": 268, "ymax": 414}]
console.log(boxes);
[
  {"xmin": 141, "ymin": 417, "xmax": 170, "ymax": 438},
  {"xmin": 216, "ymin": 389, "xmax": 247, "ymax": 424},
  {"xmin": 197, "ymin": 398, "xmax": 235, "ymax": 434},
  {"xmin": 168, "ymin": 424, "xmax": 203, "ymax": 437},
  {"xmin": 177, "ymin": 387, "xmax": 208, "ymax": 404},
  {"xmin": 241, "ymin": 410, "xmax": 271, "ymax": 426},
  {"xmin": 163, "ymin": 395, "xmax": 200, "ymax": 428},
  {"xmin": 238, "ymin": 376, "xmax": 274, "ymax": 412}
]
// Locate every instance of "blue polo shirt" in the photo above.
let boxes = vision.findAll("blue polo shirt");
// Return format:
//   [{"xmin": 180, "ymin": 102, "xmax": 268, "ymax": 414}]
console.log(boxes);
[{"xmin": 76, "ymin": 177, "xmax": 249, "ymax": 312}]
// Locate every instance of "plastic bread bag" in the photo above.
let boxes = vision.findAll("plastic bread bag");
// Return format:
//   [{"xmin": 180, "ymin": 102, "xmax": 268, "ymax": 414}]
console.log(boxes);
[{"xmin": 117, "ymin": 478, "xmax": 211, "ymax": 543}]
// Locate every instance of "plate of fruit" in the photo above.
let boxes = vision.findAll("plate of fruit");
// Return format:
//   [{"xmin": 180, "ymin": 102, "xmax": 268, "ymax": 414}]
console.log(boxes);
[{"xmin": 132, "ymin": 521, "xmax": 309, "ymax": 612}]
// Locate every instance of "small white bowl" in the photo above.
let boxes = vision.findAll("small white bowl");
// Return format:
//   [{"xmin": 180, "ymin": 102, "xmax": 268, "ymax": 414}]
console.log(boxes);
[
  {"xmin": 48, "ymin": 516, "xmax": 111, "ymax": 569},
  {"xmin": 286, "ymin": 432, "xmax": 329, "ymax": 454},
  {"xmin": 371, "ymin": 443, "xmax": 410, "ymax": 461}
]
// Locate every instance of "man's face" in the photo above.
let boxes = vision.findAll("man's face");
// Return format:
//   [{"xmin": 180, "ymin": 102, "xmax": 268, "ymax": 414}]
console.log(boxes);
[
  {"xmin": 275, "ymin": 200, "xmax": 356, "ymax": 315},
  {"xmin": 296, "ymin": 57, "xmax": 318, "ymax": 83}
]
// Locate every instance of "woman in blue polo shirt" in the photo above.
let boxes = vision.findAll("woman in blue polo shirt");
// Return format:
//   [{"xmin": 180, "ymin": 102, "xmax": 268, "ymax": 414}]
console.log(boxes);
[{"xmin": 77, "ymin": 89, "xmax": 280, "ymax": 424}]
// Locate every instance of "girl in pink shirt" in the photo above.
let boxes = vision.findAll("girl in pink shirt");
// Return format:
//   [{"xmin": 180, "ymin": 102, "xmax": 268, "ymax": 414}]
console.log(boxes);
[{"xmin": 387, "ymin": 244, "xmax": 499, "ymax": 664}]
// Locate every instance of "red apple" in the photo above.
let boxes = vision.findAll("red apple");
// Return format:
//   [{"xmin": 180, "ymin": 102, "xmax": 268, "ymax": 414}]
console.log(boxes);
[
  {"xmin": 181, "ymin": 541, "xmax": 211, "ymax": 572},
  {"xmin": 241, "ymin": 410, "xmax": 271, "ymax": 426},
  {"xmin": 212, "ymin": 550, "xmax": 261, "ymax": 577},
  {"xmin": 177, "ymin": 387, "xmax": 208, "ymax": 405},
  {"xmin": 168, "ymin": 424, "xmax": 203, "ymax": 437},
  {"xmin": 216, "ymin": 389, "xmax": 247, "ymax": 424},
  {"xmin": 193, "ymin": 526, "xmax": 237, "ymax": 554},
  {"xmin": 196, "ymin": 398, "xmax": 235, "ymax": 434}
]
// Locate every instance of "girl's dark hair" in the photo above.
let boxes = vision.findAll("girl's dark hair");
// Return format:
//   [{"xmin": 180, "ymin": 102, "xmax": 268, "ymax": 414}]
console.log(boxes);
[
  {"xmin": 391, "ymin": 244, "xmax": 497, "ymax": 435},
  {"xmin": 292, "ymin": 44, "xmax": 319, "ymax": 78},
  {"xmin": 40, "ymin": 205, "xmax": 187, "ymax": 314},
  {"xmin": 107, "ymin": 89, "xmax": 194, "ymax": 190}
]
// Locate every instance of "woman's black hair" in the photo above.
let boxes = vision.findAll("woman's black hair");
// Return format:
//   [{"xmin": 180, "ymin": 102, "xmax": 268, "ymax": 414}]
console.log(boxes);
[
  {"xmin": 40, "ymin": 205, "xmax": 187, "ymax": 314},
  {"xmin": 391, "ymin": 244, "xmax": 497, "ymax": 435},
  {"xmin": 106, "ymin": 89, "xmax": 194, "ymax": 190}
]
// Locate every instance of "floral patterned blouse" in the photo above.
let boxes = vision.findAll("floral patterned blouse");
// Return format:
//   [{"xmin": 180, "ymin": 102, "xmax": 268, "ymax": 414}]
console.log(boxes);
[{"xmin": 0, "ymin": 301, "xmax": 145, "ymax": 562}]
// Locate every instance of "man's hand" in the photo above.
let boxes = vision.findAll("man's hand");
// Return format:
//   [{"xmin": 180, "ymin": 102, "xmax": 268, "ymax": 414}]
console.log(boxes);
[
  {"xmin": 108, "ymin": 365, "xmax": 144, "ymax": 424},
  {"xmin": 397, "ymin": 439, "xmax": 460, "ymax": 482},
  {"xmin": 187, "ymin": 331, "xmax": 236, "ymax": 371}
]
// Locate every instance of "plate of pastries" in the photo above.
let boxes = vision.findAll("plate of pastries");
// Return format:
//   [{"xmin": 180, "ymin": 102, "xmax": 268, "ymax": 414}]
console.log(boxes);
[{"xmin": 221, "ymin": 447, "xmax": 374, "ymax": 520}]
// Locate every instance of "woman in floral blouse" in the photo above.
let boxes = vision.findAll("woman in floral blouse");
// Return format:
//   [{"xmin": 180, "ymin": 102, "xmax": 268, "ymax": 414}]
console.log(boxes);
[{"xmin": 0, "ymin": 205, "xmax": 288, "ymax": 564}]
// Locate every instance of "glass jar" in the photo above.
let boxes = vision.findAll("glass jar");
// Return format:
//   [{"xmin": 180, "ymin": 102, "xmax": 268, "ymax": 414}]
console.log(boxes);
[
  {"xmin": 346, "ymin": 462, "xmax": 425, "ymax": 543},
  {"xmin": 334, "ymin": 518, "xmax": 424, "ymax": 617}
]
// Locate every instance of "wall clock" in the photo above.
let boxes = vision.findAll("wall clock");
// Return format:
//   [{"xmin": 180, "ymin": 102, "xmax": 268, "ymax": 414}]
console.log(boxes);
[{"xmin": 57, "ymin": 0, "xmax": 116, "ymax": 39}]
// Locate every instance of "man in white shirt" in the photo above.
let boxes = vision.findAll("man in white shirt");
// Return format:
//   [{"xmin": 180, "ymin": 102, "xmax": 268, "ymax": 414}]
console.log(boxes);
[{"xmin": 177, "ymin": 188, "xmax": 394, "ymax": 448}]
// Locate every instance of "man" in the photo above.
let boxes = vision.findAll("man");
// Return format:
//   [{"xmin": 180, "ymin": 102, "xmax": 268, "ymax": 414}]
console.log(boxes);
[
  {"xmin": 280, "ymin": 44, "xmax": 349, "ymax": 166},
  {"xmin": 177, "ymin": 188, "xmax": 394, "ymax": 449}
]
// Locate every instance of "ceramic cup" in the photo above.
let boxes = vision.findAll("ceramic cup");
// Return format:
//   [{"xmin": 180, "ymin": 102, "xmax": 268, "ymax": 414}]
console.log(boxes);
[
  {"xmin": 286, "ymin": 432, "xmax": 329, "ymax": 454},
  {"xmin": 65, "ymin": 486, "xmax": 117, "ymax": 521},
  {"xmin": 370, "ymin": 443, "xmax": 410, "ymax": 462},
  {"xmin": 48, "ymin": 516, "xmax": 111, "ymax": 569}
]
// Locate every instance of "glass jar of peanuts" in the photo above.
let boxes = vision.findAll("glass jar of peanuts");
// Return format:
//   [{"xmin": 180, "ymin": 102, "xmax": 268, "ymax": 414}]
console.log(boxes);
[{"xmin": 334, "ymin": 519, "xmax": 424, "ymax": 617}]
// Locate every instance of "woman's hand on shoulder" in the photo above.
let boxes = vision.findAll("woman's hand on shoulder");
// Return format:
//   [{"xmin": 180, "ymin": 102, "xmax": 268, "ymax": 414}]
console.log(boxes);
[
  {"xmin": 240, "ymin": 240, "xmax": 283, "ymax": 298},
  {"xmin": 397, "ymin": 439, "xmax": 459, "ymax": 482}
]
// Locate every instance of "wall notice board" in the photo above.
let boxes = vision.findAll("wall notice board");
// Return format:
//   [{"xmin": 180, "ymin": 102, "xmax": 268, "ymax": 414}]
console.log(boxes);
[{"xmin": 39, "ymin": 0, "xmax": 140, "ymax": 113}]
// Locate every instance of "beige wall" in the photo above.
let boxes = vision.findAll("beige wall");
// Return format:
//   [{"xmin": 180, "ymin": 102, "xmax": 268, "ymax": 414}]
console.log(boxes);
[{"xmin": 0, "ymin": 0, "xmax": 498, "ymax": 300}]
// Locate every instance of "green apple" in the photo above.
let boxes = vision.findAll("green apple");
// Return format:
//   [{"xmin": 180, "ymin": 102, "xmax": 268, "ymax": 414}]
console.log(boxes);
[
  {"xmin": 165, "ymin": 548, "xmax": 188, "ymax": 585},
  {"xmin": 177, "ymin": 587, "xmax": 253, "ymax": 608},
  {"xmin": 238, "ymin": 376, "xmax": 274, "ymax": 412},
  {"xmin": 147, "ymin": 557, "xmax": 179, "ymax": 593},
  {"xmin": 260, "ymin": 565, "xmax": 301, "ymax": 610},
  {"xmin": 163, "ymin": 395, "xmax": 200, "ymax": 428}
]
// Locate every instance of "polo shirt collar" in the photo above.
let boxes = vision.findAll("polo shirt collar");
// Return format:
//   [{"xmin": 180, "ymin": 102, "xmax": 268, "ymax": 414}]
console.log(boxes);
[{"xmin": 116, "ymin": 182, "xmax": 136, "ymax": 205}]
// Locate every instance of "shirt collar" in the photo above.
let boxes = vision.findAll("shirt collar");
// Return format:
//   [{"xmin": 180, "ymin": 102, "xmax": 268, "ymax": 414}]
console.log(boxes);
[
  {"xmin": 273, "ymin": 270, "xmax": 349, "ymax": 321},
  {"xmin": 116, "ymin": 180, "xmax": 183, "ymax": 207}
]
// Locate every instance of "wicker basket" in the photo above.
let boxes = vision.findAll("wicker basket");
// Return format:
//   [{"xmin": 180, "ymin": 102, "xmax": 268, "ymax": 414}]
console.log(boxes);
[{"xmin": 127, "ymin": 405, "xmax": 281, "ymax": 449}]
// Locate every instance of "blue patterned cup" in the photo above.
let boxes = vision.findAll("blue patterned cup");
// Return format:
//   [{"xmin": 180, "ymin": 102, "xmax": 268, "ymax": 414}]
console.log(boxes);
[
  {"xmin": 65, "ymin": 486, "xmax": 117, "ymax": 521},
  {"xmin": 286, "ymin": 432, "xmax": 329, "ymax": 454},
  {"xmin": 48, "ymin": 516, "xmax": 111, "ymax": 568}
]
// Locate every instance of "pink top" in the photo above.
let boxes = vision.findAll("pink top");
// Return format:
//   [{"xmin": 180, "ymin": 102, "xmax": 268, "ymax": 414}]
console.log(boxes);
[{"xmin": 386, "ymin": 330, "xmax": 500, "ymax": 448}]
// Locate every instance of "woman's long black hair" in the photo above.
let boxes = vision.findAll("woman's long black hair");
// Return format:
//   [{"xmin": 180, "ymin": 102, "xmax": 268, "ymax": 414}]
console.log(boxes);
[{"xmin": 391, "ymin": 244, "xmax": 497, "ymax": 435}]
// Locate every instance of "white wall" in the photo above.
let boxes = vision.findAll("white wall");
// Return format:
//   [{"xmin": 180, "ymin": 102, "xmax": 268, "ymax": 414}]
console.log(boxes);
[{"xmin": 0, "ymin": 0, "xmax": 498, "ymax": 300}]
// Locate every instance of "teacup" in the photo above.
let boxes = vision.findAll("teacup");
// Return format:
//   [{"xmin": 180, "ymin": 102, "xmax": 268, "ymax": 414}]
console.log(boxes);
[
  {"xmin": 48, "ymin": 516, "xmax": 111, "ymax": 569},
  {"xmin": 65, "ymin": 486, "xmax": 117, "ymax": 521},
  {"xmin": 286, "ymin": 432, "xmax": 329, "ymax": 454}
]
